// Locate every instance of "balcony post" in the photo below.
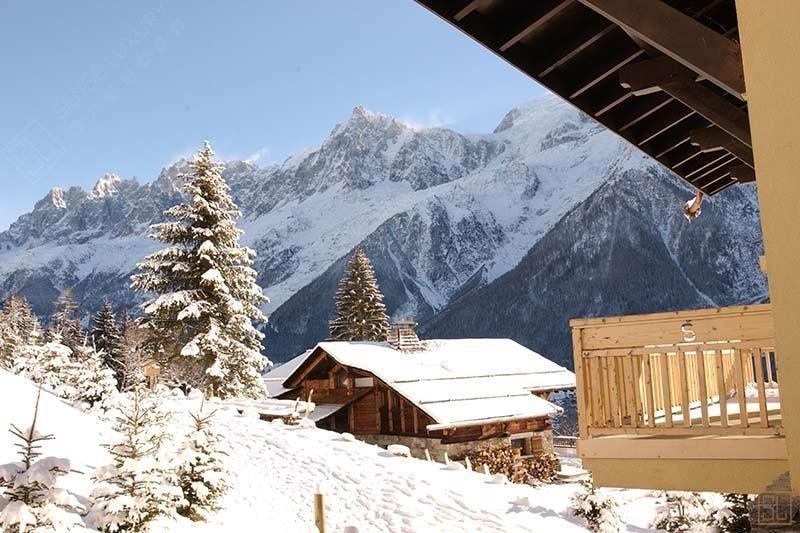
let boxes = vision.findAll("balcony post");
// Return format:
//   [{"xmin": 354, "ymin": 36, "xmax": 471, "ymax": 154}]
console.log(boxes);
[{"xmin": 736, "ymin": 0, "xmax": 800, "ymax": 495}]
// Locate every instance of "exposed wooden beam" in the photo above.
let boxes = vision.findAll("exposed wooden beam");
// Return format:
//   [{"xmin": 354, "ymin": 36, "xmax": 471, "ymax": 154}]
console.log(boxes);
[
  {"xmin": 542, "ymin": 25, "xmax": 615, "ymax": 76},
  {"xmin": 648, "ymin": 114, "xmax": 708, "ymax": 158},
  {"xmin": 663, "ymin": 143, "xmax": 703, "ymax": 170},
  {"xmin": 570, "ymin": 50, "xmax": 644, "ymax": 99},
  {"xmin": 453, "ymin": 0, "xmax": 491, "ymax": 21},
  {"xmin": 498, "ymin": 0, "xmax": 573, "ymax": 52},
  {"xmin": 619, "ymin": 56, "xmax": 692, "ymax": 95},
  {"xmin": 582, "ymin": 78, "xmax": 632, "ymax": 116},
  {"xmin": 691, "ymin": 154, "xmax": 738, "ymax": 185},
  {"xmin": 689, "ymin": 126, "xmax": 754, "ymax": 168},
  {"xmin": 577, "ymin": 0, "xmax": 746, "ymax": 99},
  {"xmin": 630, "ymin": 102, "xmax": 694, "ymax": 146},
  {"xmin": 662, "ymin": 79, "xmax": 751, "ymax": 148},
  {"xmin": 685, "ymin": 151, "xmax": 735, "ymax": 180},
  {"xmin": 729, "ymin": 164, "xmax": 756, "ymax": 184},
  {"xmin": 617, "ymin": 95, "xmax": 673, "ymax": 132},
  {"xmin": 619, "ymin": 56, "xmax": 752, "ymax": 147}
]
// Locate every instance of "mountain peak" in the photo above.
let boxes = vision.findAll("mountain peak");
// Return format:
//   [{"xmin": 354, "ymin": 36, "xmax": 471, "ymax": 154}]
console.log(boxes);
[
  {"xmin": 49, "ymin": 187, "xmax": 67, "ymax": 209},
  {"xmin": 91, "ymin": 173, "xmax": 122, "ymax": 198}
]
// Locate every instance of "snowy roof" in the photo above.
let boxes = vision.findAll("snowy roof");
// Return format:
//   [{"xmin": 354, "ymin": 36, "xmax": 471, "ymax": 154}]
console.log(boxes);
[
  {"xmin": 308, "ymin": 403, "xmax": 347, "ymax": 422},
  {"xmin": 263, "ymin": 350, "xmax": 314, "ymax": 398},
  {"xmin": 297, "ymin": 339, "xmax": 575, "ymax": 429}
]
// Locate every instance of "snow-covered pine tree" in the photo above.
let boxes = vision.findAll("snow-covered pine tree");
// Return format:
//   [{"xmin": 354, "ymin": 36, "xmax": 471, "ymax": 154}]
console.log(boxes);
[
  {"xmin": 716, "ymin": 493, "xmax": 752, "ymax": 532},
  {"xmin": 49, "ymin": 288, "xmax": 83, "ymax": 351},
  {"xmin": 116, "ymin": 323, "xmax": 147, "ymax": 392},
  {"xmin": 0, "ymin": 296, "xmax": 41, "ymax": 369},
  {"xmin": 91, "ymin": 298, "xmax": 123, "ymax": 384},
  {"xmin": 87, "ymin": 387, "xmax": 182, "ymax": 532},
  {"xmin": 329, "ymin": 248, "xmax": 390, "ymax": 342},
  {"xmin": 0, "ymin": 298, "xmax": 22, "ymax": 370},
  {"xmin": 0, "ymin": 388, "xmax": 85, "ymax": 532},
  {"xmin": 70, "ymin": 344, "xmax": 119, "ymax": 411},
  {"xmin": 12, "ymin": 297, "xmax": 42, "ymax": 345},
  {"xmin": 176, "ymin": 404, "xmax": 231, "ymax": 521},
  {"xmin": 570, "ymin": 481, "xmax": 622, "ymax": 532},
  {"xmin": 652, "ymin": 491, "xmax": 713, "ymax": 532},
  {"xmin": 11, "ymin": 338, "xmax": 116, "ymax": 411},
  {"xmin": 131, "ymin": 141, "xmax": 269, "ymax": 399},
  {"xmin": 12, "ymin": 341, "xmax": 77, "ymax": 399}
]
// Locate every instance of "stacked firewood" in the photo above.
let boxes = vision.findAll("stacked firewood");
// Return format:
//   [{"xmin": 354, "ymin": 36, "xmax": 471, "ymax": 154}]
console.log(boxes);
[
  {"xmin": 521, "ymin": 453, "xmax": 560, "ymax": 483},
  {"xmin": 458, "ymin": 445, "xmax": 560, "ymax": 485}
]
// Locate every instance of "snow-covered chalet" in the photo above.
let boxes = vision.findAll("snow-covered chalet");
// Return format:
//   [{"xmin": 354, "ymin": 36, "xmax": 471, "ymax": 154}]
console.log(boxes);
[{"xmin": 265, "ymin": 323, "xmax": 575, "ymax": 459}]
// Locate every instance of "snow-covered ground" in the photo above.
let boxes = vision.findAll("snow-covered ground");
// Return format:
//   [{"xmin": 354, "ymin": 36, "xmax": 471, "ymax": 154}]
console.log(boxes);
[{"xmin": 1, "ymin": 370, "xmax": 677, "ymax": 532}]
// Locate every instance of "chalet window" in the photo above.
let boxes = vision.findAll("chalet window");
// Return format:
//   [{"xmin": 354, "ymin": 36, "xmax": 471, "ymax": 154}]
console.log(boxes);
[
  {"xmin": 336, "ymin": 369, "xmax": 349, "ymax": 388},
  {"xmin": 354, "ymin": 377, "xmax": 374, "ymax": 388}
]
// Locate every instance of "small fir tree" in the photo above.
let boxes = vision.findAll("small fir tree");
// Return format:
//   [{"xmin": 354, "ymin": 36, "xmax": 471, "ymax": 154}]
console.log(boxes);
[
  {"xmin": 116, "ymin": 323, "xmax": 148, "ymax": 392},
  {"xmin": 0, "ymin": 388, "xmax": 85, "ymax": 532},
  {"xmin": 716, "ymin": 493, "xmax": 752, "ymax": 532},
  {"xmin": 329, "ymin": 249, "xmax": 390, "ymax": 342},
  {"xmin": 12, "ymin": 341, "xmax": 78, "ymax": 399},
  {"xmin": 571, "ymin": 481, "xmax": 622, "ymax": 532},
  {"xmin": 652, "ymin": 491, "xmax": 713, "ymax": 532},
  {"xmin": 91, "ymin": 298, "xmax": 123, "ymax": 384},
  {"xmin": 87, "ymin": 387, "xmax": 183, "ymax": 532},
  {"xmin": 71, "ymin": 344, "xmax": 119, "ymax": 411},
  {"xmin": 176, "ymin": 403, "xmax": 231, "ymax": 521},
  {"xmin": 13, "ymin": 297, "xmax": 42, "ymax": 344},
  {"xmin": 12, "ymin": 340, "xmax": 117, "ymax": 411},
  {"xmin": 49, "ymin": 288, "xmax": 83, "ymax": 351},
  {"xmin": 131, "ymin": 141, "xmax": 269, "ymax": 399},
  {"xmin": 0, "ymin": 296, "xmax": 41, "ymax": 369}
]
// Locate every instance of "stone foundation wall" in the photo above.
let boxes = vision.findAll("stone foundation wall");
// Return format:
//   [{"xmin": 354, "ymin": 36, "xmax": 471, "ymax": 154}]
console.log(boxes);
[{"xmin": 355, "ymin": 429, "xmax": 554, "ymax": 461}]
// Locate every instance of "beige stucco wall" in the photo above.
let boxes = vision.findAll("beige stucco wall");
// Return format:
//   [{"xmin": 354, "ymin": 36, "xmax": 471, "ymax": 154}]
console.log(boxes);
[
  {"xmin": 736, "ymin": 0, "xmax": 800, "ymax": 495},
  {"xmin": 586, "ymin": 457, "xmax": 789, "ymax": 494}
]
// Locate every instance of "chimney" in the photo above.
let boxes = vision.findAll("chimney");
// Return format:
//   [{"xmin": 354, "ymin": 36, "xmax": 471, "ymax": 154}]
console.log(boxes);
[{"xmin": 388, "ymin": 317, "xmax": 422, "ymax": 352}]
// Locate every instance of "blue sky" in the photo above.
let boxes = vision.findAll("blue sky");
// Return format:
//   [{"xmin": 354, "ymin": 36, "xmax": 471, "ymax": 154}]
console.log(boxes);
[{"xmin": 0, "ymin": 1, "xmax": 544, "ymax": 230}]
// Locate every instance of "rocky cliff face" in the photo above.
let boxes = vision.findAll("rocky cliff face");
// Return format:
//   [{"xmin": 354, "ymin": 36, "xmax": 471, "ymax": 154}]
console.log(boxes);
[{"xmin": 0, "ymin": 94, "xmax": 766, "ymax": 365}]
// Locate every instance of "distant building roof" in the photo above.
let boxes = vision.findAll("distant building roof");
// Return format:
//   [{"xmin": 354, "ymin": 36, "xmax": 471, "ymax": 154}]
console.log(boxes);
[{"xmin": 287, "ymin": 338, "xmax": 576, "ymax": 430}]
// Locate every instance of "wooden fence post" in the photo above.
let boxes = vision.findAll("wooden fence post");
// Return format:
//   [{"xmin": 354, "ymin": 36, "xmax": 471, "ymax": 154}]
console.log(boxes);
[{"xmin": 314, "ymin": 483, "xmax": 325, "ymax": 533}]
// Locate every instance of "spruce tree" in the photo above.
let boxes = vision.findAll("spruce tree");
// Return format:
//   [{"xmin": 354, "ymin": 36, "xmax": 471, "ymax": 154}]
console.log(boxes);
[
  {"xmin": 176, "ymin": 404, "xmax": 231, "ymax": 521},
  {"xmin": 131, "ymin": 141, "xmax": 269, "ymax": 399},
  {"xmin": 329, "ymin": 248, "xmax": 390, "ymax": 342},
  {"xmin": 0, "ymin": 296, "xmax": 41, "ymax": 369},
  {"xmin": 87, "ymin": 387, "xmax": 182, "ymax": 532},
  {"xmin": 49, "ymin": 288, "xmax": 83, "ymax": 351},
  {"xmin": 0, "ymin": 297, "xmax": 23, "ymax": 370},
  {"xmin": 91, "ymin": 298, "xmax": 123, "ymax": 384},
  {"xmin": 13, "ymin": 297, "xmax": 41, "ymax": 345}
]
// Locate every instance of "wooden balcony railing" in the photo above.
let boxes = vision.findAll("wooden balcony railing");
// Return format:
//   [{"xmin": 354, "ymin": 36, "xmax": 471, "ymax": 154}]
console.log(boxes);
[{"xmin": 571, "ymin": 304, "xmax": 781, "ymax": 438}]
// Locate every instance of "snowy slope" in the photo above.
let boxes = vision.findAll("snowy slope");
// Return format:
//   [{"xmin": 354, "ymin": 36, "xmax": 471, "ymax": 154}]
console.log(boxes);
[{"xmin": 1, "ymin": 369, "xmax": 720, "ymax": 532}]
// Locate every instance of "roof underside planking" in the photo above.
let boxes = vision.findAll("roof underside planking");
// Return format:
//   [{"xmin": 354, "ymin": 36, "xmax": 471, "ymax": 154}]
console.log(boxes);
[{"xmin": 415, "ymin": 0, "xmax": 752, "ymax": 196}]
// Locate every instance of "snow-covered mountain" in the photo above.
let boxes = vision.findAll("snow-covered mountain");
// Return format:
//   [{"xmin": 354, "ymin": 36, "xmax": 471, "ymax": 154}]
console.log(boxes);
[{"xmin": 0, "ymin": 94, "xmax": 766, "ymax": 364}]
